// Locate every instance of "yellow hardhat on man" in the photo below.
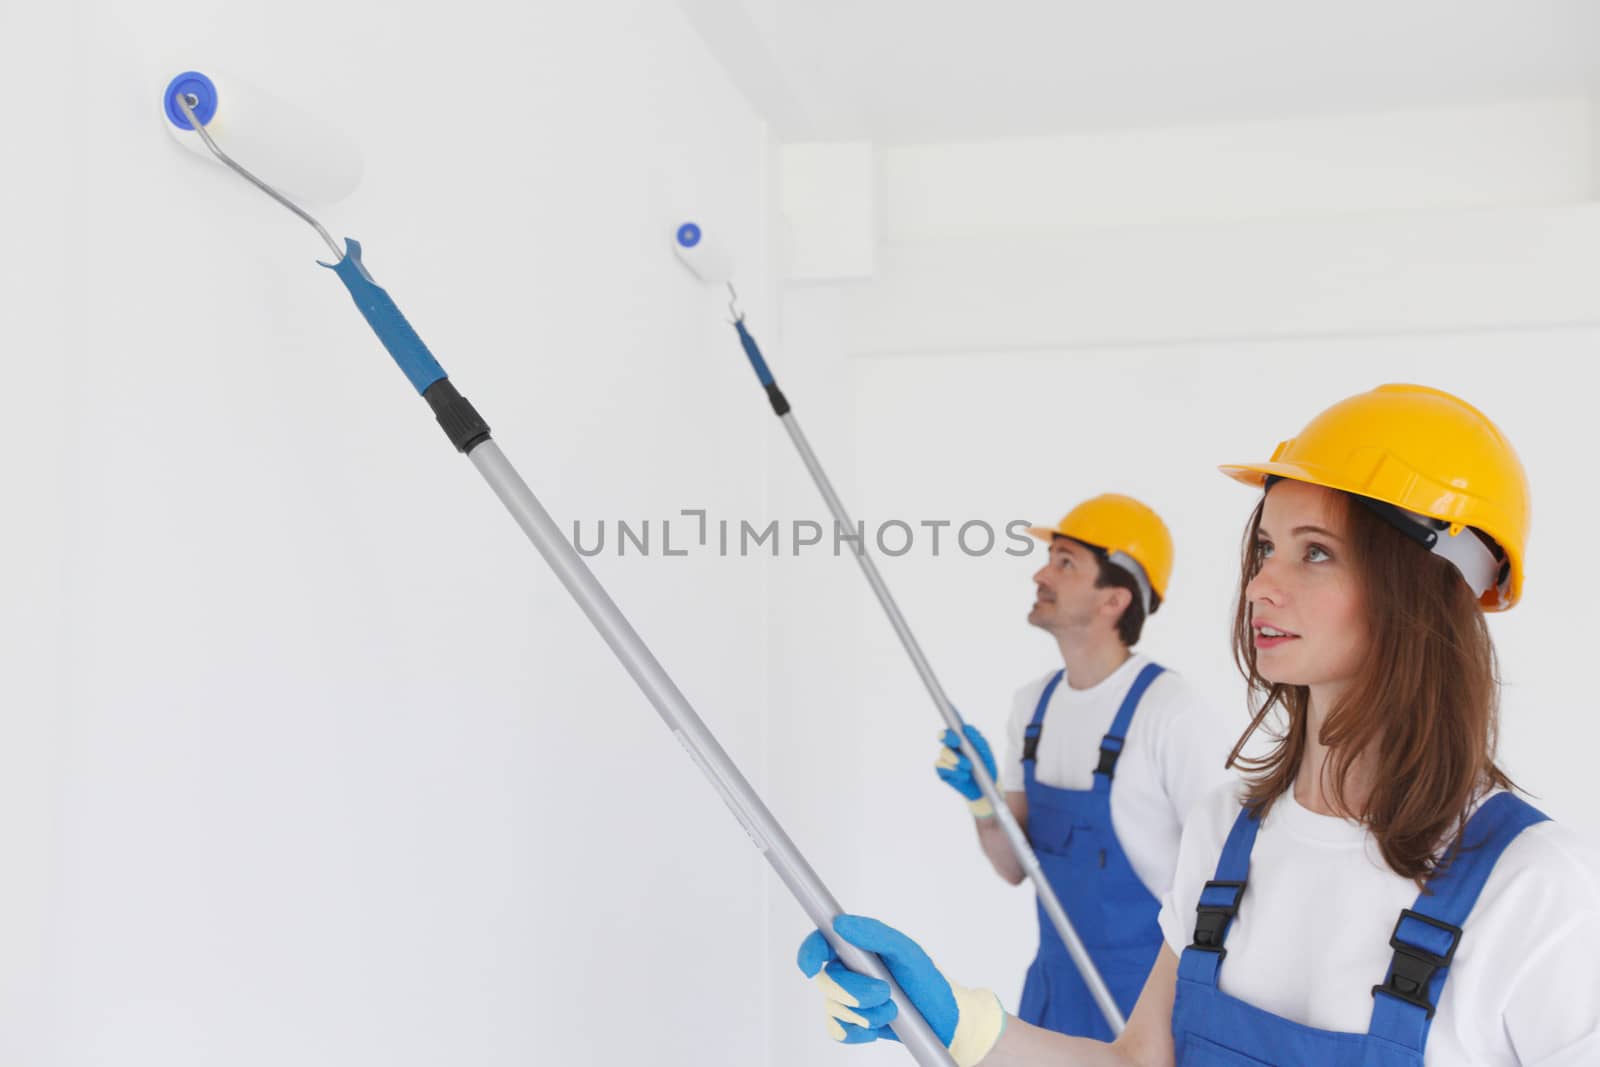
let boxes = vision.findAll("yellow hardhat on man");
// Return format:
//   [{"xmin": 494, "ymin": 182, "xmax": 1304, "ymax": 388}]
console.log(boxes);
[
  {"xmin": 1027, "ymin": 494, "xmax": 1173, "ymax": 613},
  {"xmin": 1220, "ymin": 383, "xmax": 1529, "ymax": 611}
]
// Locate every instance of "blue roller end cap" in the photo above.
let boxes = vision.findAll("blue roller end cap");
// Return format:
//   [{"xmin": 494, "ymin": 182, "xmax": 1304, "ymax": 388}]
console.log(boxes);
[
  {"xmin": 676, "ymin": 222, "xmax": 702, "ymax": 249},
  {"xmin": 164, "ymin": 71, "xmax": 218, "ymax": 130}
]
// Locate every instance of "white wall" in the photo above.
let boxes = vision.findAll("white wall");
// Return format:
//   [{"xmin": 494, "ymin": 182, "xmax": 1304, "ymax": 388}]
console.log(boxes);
[
  {"xmin": 767, "ymin": 102, "xmax": 1600, "ymax": 1066},
  {"xmin": 5, "ymin": 1, "xmax": 784, "ymax": 1064},
  {"xmin": 2, "ymin": 9, "xmax": 74, "ymax": 1065}
]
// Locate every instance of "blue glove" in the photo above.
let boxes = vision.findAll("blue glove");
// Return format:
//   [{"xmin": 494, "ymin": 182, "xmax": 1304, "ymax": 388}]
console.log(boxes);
[
  {"xmin": 796, "ymin": 914, "xmax": 1004, "ymax": 1066},
  {"xmin": 935, "ymin": 724, "xmax": 1000, "ymax": 817}
]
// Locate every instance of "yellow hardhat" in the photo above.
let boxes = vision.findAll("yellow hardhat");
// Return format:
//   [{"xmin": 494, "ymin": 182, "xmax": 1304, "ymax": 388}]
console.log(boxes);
[
  {"xmin": 1219, "ymin": 383, "xmax": 1529, "ymax": 611},
  {"xmin": 1027, "ymin": 494, "xmax": 1173, "ymax": 611}
]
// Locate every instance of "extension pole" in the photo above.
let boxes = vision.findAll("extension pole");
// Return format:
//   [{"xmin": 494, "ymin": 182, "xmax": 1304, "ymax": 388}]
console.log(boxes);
[
  {"xmin": 169, "ymin": 91, "xmax": 956, "ymax": 1066},
  {"xmin": 731, "ymin": 317, "xmax": 1126, "ymax": 1034}
]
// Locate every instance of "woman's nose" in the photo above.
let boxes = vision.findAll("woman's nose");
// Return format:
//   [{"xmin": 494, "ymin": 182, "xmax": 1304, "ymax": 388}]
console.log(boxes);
[{"xmin": 1247, "ymin": 558, "xmax": 1284, "ymax": 608}]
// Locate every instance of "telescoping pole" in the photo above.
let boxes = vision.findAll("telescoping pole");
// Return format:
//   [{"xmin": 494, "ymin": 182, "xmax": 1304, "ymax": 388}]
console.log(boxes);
[
  {"xmin": 730, "ymin": 315, "xmax": 1127, "ymax": 1034},
  {"xmin": 168, "ymin": 87, "xmax": 957, "ymax": 1067}
]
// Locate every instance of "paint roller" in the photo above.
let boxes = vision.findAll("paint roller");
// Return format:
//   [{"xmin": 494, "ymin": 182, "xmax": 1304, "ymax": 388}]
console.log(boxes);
[
  {"xmin": 679, "ymin": 220, "xmax": 1130, "ymax": 1034},
  {"xmin": 161, "ymin": 70, "xmax": 957, "ymax": 1067},
  {"xmin": 673, "ymin": 221, "xmax": 734, "ymax": 285},
  {"xmin": 163, "ymin": 70, "xmax": 361, "ymax": 205}
]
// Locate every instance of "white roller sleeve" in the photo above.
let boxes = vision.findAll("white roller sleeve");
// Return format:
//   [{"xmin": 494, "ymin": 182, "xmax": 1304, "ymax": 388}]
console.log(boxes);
[
  {"xmin": 164, "ymin": 68, "xmax": 362, "ymax": 206},
  {"xmin": 673, "ymin": 220, "xmax": 734, "ymax": 284}
]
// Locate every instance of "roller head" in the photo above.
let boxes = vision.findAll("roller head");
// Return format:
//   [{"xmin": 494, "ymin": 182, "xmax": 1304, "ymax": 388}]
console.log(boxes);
[
  {"xmin": 163, "ymin": 70, "xmax": 218, "ymax": 130},
  {"xmin": 161, "ymin": 67, "xmax": 364, "ymax": 205},
  {"xmin": 674, "ymin": 219, "xmax": 733, "ymax": 284}
]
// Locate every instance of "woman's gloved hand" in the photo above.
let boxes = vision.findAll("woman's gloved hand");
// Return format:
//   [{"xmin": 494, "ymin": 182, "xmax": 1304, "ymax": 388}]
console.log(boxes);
[
  {"xmin": 935, "ymin": 724, "xmax": 999, "ymax": 818},
  {"xmin": 797, "ymin": 914, "xmax": 1005, "ymax": 1066}
]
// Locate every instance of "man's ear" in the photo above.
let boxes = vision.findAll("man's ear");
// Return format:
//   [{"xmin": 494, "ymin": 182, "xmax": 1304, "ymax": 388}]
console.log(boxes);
[{"xmin": 1101, "ymin": 584, "xmax": 1132, "ymax": 620}]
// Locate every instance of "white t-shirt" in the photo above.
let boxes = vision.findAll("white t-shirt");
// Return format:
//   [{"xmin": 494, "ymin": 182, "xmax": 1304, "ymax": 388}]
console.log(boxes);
[
  {"xmin": 1158, "ymin": 782, "xmax": 1600, "ymax": 1066},
  {"xmin": 1000, "ymin": 653, "xmax": 1236, "ymax": 900}
]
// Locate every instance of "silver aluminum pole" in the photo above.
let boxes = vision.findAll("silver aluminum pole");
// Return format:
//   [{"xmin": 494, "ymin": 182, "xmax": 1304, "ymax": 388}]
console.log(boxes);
[
  {"xmin": 467, "ymin": 440, "xmax": 957, "ymax": 1063},
  {"xmin": 733, "ymin": 317, "xmax": 1126, "ymax": 1034}
]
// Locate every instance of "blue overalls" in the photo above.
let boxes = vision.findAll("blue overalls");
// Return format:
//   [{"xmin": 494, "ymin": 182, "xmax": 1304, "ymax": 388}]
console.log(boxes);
[
  {"xmin": 1173, "ymin": 791, "xmax": 1550, "ymax": 1065},
  {"xmin": 1018, "ymin": 662, "xmax": 1167, "ymax": 1039}
]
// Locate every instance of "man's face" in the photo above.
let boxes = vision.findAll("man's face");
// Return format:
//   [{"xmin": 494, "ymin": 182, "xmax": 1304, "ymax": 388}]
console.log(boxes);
[{"xmin": 1029, "ymin": 536, "xmax": 1118, "ymax": 635}]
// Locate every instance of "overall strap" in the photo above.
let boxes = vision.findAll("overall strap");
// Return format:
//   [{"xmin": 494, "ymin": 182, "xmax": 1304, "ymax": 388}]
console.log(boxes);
[
  {"xmin": 1021, "ymin": 670, "xmax": 1065, "ymax": 788},
  {"xmin": 1093, "ymin": 662, "xmax": 1166, "ymax": 795},
  {"xmin": 1368, "ymin": 793, "xmax": 1550, "ymax": 1051},
  {"xmin": 1177, "ymin": 805, "xmax": 1261, "ymax": 987}
]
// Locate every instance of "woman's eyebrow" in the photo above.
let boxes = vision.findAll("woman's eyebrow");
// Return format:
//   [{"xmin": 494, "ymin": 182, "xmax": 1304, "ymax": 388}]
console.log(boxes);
[
  {"xmin": 1255, "ymin": 524, "xmax": 1344, "ymax": 541},
  {"xmin": 1292, "ymin": 524, "xmax": 1343, "ymax": 541}
]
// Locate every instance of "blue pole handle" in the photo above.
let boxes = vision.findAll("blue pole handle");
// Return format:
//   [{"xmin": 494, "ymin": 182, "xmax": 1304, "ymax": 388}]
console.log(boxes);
[
  {"xmin": 321, "ymin": 238, "xmax": 448, "ymax": 395},
  {"xmin": 734, "ymin": 320, "xmax": 776, "ymax": 387},
  {"xmin": 731, "ymin": 319, "xmax": 791, "ymax": 417}
]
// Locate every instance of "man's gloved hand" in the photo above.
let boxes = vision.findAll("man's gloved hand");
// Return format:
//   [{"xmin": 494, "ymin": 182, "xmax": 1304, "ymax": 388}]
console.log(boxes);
[{"xmin": 936, "ymin": 724, "xmax": 1000, "ymax": 818}]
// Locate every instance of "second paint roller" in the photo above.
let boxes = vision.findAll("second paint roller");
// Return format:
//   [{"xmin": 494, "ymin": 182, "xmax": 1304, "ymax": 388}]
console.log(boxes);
[{"xmin": 677, "ymin": 218, "xmax": 1128, "ymax": 1034}]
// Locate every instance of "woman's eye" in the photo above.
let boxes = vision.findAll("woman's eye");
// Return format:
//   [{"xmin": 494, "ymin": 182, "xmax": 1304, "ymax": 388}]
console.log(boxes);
[
  {"xmin": 1306, "ymin": 544, "xmax": 1331, "ymax": 563},
  {"xmin": 1255, "ymin": 540, "xmax": 1274, "ymax": 560}
]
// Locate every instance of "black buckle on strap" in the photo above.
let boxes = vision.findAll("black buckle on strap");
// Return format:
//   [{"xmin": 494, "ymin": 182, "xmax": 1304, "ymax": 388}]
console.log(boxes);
[
  {"xmin": 1370, "ymin": 909, "xmax": 1462, "ymax": 1019},
  {"xmin": 1189, "ymin": 880, "xmax": 1247, "ymax": 959},
  {"xmin": 1095, "ymin": 739, "xmax": 1123, "ymax": 778},
  {"xmin": 1022, "ymin": 725, "xmax": 1042, "ymax": 763}
]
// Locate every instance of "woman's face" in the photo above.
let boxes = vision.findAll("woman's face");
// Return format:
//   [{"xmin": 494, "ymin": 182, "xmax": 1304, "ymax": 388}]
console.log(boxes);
[{"xmin": 1246, "ymin": 480, "xmax": 1370, "ymax": 693}]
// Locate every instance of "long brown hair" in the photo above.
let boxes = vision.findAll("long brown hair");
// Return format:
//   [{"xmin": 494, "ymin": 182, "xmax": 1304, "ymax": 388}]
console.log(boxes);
[{"xmin": 1227, "ymin": 488, "xmax": 1514, "ymax": 882}]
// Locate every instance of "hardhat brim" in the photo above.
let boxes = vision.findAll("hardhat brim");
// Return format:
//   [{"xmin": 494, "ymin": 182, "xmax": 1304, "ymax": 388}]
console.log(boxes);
[
  {"xmin": 1026, "ymin": 525, "xmax": 1113, "ymax": 553},
  {"xmin": 1219, "ymin": 460, "xmax": 1346, "ymax": 494},
  {"xmin": 1218, "ymin": 459, "xmax": 1521, "ymax": 611}
]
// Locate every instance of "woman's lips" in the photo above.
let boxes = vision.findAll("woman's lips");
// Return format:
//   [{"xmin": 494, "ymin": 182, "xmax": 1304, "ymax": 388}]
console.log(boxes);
[
  {"xmin": 1253, "ymin": 633, "xmax": 1298, "ymax": 650},
  {"xmin": 1252, "ymin": 622, "xmax": 1300, "ymax": 650}
]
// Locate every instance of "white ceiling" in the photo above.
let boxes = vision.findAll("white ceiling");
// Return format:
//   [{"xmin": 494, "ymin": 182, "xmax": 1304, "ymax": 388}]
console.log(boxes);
[{"xmin": 681, "ymin": 0, "xmax": 1600, "ymax": 142}]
